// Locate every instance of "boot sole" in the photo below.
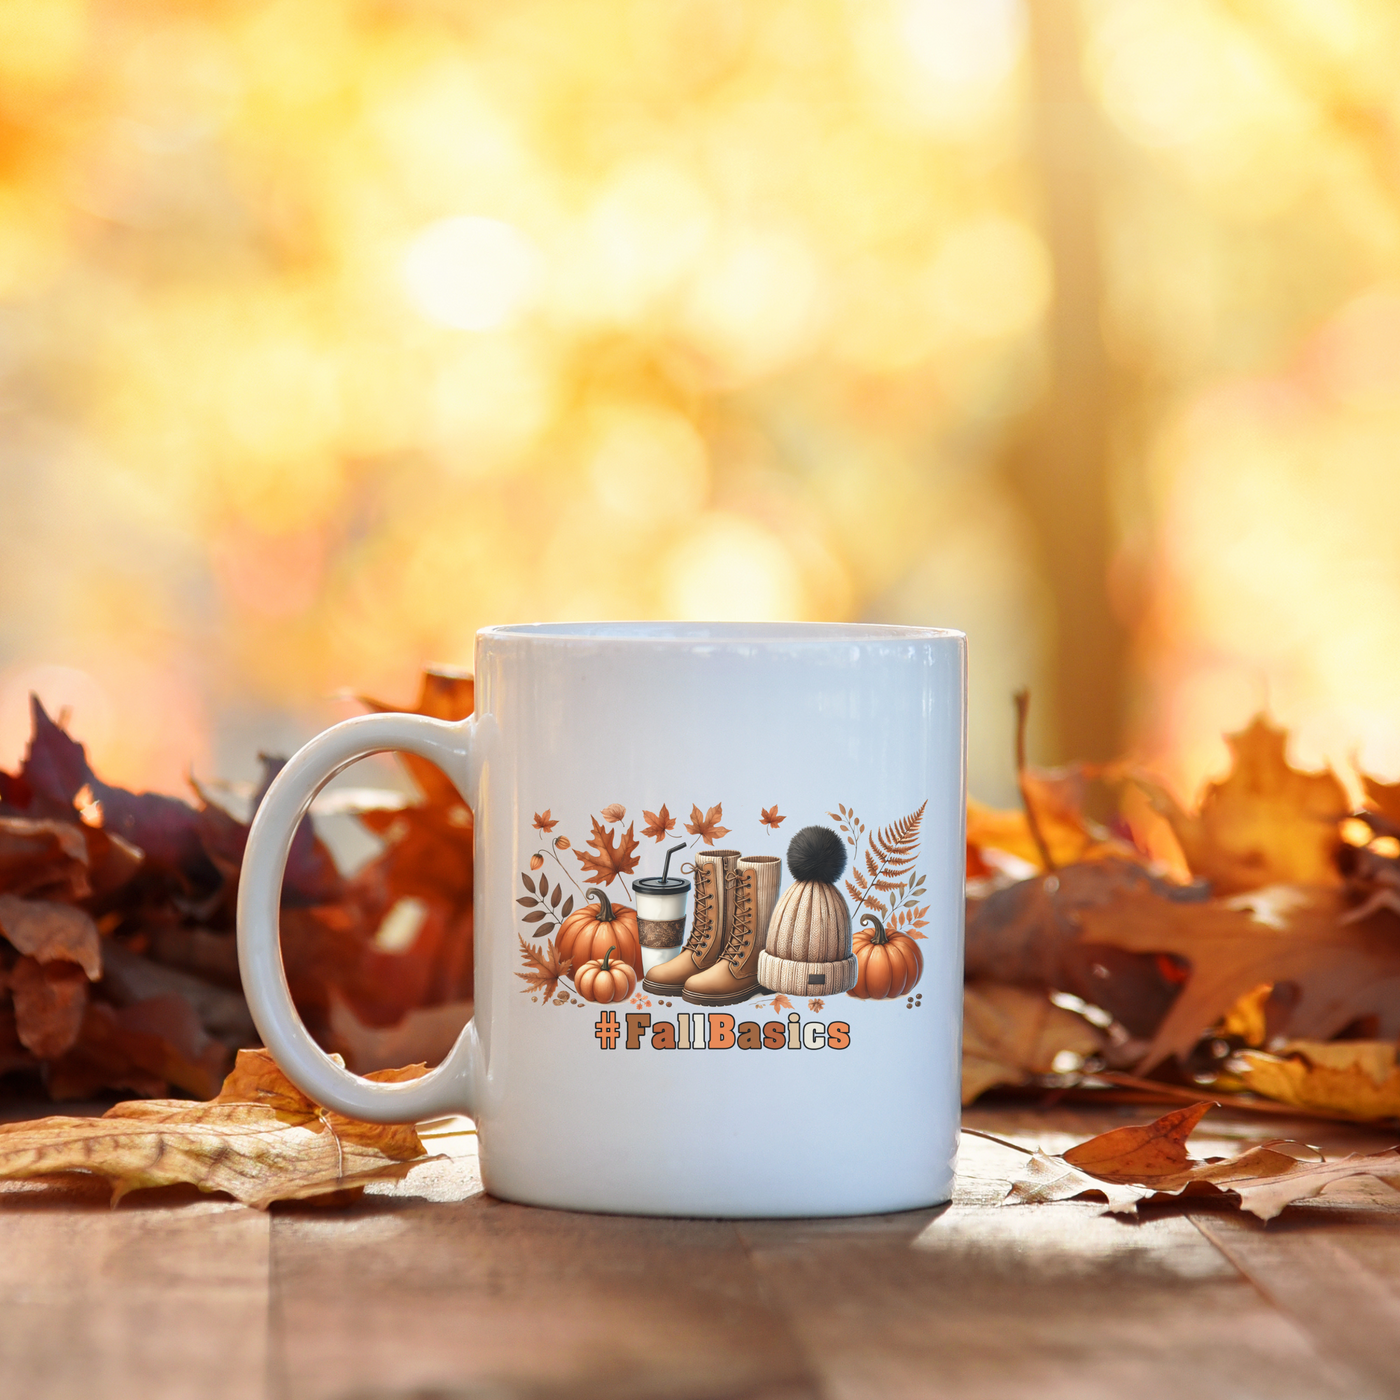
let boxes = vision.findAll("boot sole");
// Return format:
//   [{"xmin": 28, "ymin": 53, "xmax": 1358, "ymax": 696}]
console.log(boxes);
[
  {"xmin": 641, "ymin": 977, "xmax": 688, "ymax": 996},
  {"xmin": 681, "ymin": 985, "xmax": 760, "ymax": 1006}
]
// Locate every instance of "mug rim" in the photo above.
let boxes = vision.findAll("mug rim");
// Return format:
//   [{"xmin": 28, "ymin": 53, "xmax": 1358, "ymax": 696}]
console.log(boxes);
[{"xmin": 478, "ymin": 621, "xmax": 964, "ymax": 646}]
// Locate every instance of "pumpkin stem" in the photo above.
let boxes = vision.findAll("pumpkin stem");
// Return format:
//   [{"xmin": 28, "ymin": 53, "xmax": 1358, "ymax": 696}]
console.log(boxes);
[
  {"xmin": 860, "ymin": 912, "xmax": 889, "ymax": 945},
  {"xmin": 586, "ymin": 887, "xmax": 615, "ymax": 922},
  {"xmin": 599, "ymin": 945, "xmax": 615, "ymax": 972}
]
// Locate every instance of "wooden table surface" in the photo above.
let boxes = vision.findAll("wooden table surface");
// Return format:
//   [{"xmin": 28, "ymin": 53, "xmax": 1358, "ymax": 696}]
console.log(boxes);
[{"xmin": 3, "ymin": 1100, "xmax": 1399, "ymax": 1400}]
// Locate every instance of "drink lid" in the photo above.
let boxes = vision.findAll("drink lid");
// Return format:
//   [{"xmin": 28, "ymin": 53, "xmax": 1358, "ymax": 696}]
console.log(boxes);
[{"xmin": 632, "ymin": 875, "xmax": 691, "ymax": 894}]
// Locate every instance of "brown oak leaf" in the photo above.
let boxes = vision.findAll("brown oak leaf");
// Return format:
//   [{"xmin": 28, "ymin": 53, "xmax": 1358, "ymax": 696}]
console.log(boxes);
[
  {"xmin": 964, "ymin": 859, "xmax": 1204, "ymax": 1037},
  {"xmin": 516, "ymin": 936, "xmax": 571, "ymax": 1002},
  {"xmin": 642, "ymin": 805, "xmax": 676, "ymax": 842},
  {"xmin": 575, "ymin": 817, "xmax": 640, "ymax": 886},
  {"xmin": 685, "ymin": 803, "xmax": 730, "ymax": 846},
  {"xmin": 599, "ymin": 804, "xmax": 626, "ymax": 823},
  {"xmin": 760, "ymin": 805, "xmax": 785, "ymax": 831},
  {"xmin": 1077, "ymin": 885, "xmax": 1400, "ymax": 1071},
  {"xmin": 532, "ymin": 810, "xmax": 558, "ymax": 834}
]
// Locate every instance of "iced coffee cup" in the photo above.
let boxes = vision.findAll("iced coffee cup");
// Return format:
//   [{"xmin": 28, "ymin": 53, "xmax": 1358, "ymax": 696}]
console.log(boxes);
[{"xmin": 631, "ymin": 842, "xmax": 690, "ymax": 976}]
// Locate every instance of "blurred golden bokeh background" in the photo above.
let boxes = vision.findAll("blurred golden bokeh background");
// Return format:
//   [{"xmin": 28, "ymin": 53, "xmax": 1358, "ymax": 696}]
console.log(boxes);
[{"xmin": 3, "ymin": 0, "xmax": 1400, "ymax": 808}]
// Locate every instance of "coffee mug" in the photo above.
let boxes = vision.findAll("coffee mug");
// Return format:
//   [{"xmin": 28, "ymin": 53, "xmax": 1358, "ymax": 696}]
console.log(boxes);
[{"xmin": 238, "ymin": 622, "xmax": 966, "ymax": 1217}]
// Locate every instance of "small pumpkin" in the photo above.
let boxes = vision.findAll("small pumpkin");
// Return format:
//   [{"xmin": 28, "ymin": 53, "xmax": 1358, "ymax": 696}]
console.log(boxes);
[
  {"xmin": 574, "ymin": 945, "xmax": 638, "ymax": 1004},
  {"xmin": 555, "ymin": 888, "xmax": 643, "ymax": 977},
  {"xmin": 849, "ymin": 913, "xmax": 923, "ymax": 999}
]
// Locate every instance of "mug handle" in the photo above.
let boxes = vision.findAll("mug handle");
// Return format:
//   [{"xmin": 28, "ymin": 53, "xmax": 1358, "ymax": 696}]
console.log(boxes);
[{"xmin": 236, "ymin": 711, "xmax": 480, "ymax": 1123}]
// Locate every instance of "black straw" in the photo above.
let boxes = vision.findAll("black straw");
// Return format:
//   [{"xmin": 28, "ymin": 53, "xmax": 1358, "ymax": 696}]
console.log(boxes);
[{"xmin": 661, "ymin": 842, "xmax": 685, "ymax": 881}]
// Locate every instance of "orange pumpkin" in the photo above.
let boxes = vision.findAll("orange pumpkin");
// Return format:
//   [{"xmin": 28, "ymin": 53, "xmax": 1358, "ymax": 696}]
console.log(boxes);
[
  {"xmin": 574, "ymin": 945, "xmax": 638, "ymax": 1003},
  {"xmin": 849, "ymin": 913, "xmax": 923, "ymax": 999},
  {"xmin": 555, "ymin": 888, "xmax": 643, "ymax": 978}
]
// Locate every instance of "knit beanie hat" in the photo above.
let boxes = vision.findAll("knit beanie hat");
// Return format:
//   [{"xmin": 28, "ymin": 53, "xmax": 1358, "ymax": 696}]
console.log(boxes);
[{"xmin": 756, "ymin": 825, "xmax": 858, "ymax": 997}]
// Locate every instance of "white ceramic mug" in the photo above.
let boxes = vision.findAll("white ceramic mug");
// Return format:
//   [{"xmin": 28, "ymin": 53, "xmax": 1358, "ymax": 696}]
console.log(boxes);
[{"xmin": 237, "ymin": 622, "xmax": 966, "ymax": 1217}]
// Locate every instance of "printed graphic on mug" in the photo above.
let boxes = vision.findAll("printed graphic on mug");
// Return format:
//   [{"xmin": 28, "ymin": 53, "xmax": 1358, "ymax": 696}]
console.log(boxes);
[{"xmin": 516, "ymin": 800, "xmax": 930, "ymax": 1048}]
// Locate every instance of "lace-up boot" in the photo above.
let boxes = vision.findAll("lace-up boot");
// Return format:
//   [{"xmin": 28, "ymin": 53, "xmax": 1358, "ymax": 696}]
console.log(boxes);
[
  {"xmin": 641, "ymin": 849, "xmax": 741, "ymax": 995},
  {"xmin": 682, "ymin": 855, "xmax": 780, "ymax": 1005}
]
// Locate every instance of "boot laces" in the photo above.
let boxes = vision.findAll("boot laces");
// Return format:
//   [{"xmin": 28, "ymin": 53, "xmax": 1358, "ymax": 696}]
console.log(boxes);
[
  {"xmin": 683, "ymin": 863, "xmax": 715, "ymax": 952},
  {"xmin": 722, "ymin": 868, "xmax": 754, "ymax": 968}
]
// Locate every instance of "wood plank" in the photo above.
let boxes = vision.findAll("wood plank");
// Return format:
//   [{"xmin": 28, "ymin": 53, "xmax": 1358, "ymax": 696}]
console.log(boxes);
[
  {"xmin": 269, "ymin": 1138, "xmax": 817, "ymax": 1400},
  {"xmin": 729, "ymin": 1113, "xmax": 1372, "ymax": 1400},
  {"xmin": 0, "ymin": 1181, "xmax": 270, "ymax": 1400},
  {"xmin": 741, "ymin": 1202, "xmax": 1363, "ymax": 1399},
  {"xmin": 1191, "ymin": 1196, "xmax": 1400, "ymax": 1398}
]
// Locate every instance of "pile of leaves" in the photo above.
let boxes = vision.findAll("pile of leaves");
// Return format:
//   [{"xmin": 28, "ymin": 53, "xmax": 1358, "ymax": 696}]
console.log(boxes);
[
  {"xmin": 0, "ymin": 670, "xmax": 474, "ymax": 1103},
  {"xmin": 965, "ymin": 698, "xmax": 1400, "ymax": 1125}
]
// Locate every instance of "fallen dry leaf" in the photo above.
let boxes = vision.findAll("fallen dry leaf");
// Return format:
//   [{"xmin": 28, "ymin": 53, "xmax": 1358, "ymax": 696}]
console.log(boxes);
[
  {"xmin": 329, "ymin": 992, "xmax": 473, "ymax": 1074},
  {"xmin": 1134, "ymin": 715, "xmax": 1348, "ymax": 895},
  {"xmin": 1078, "ymin": 885, "xmax": 1400, "ymax": 1071},
  {"xmin": 48, "ymin": 995, "xmax": 230, "ymax": 1101},
  {"xmin": 684, "ymin": 803, "xmax": 730, "ymax": 846},
  {"xmin": 11, "ymin": 957, "xmax": 89, "ymax": 1058},
  {"xmin": 961, "ymin": 982, "xmax": 1103, "ymax": 1104},
  {"xmin": 0, "ymin": 1048, "xmax": 439, "ymax": 1208},
  {"xmin": 1234, "ymin": 1040, "xmax": 1400, "ymax": 1121},
  {"xmin": 1062, "ymin": 1101, "xmax": 1213, "ymax": 1184},
  {"xmin": 0, "ymin": 893, "xmax": 102, "ymax": 979},
  {"xmin": 575, "ymin": 816, "xmax": 640, "ymax": 886},
  {"xmin": 1006, "ymin": 1102, "xmax": 1400, "ymax": 1220},
  {"xmin": 641, "ymin": 805, "xmax": 675, "ymax": 842},
  {"xmin": 964, "ymin": 860, "xmax": 1202, "ymax": 1037},
  {"xmin": 0, "ymin": 817, "xmax": 93, "ymax": 901}
]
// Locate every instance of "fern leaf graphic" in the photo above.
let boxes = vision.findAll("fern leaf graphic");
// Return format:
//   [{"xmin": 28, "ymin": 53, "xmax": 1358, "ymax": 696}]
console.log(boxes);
[{"xmin": 859, "ymin": 801, "xmax": 926, "ymax": 916}]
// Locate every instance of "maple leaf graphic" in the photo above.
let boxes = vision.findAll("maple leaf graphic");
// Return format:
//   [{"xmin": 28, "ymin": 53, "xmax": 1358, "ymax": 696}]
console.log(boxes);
[
  {"xmin": 771, "ymin": 994, "xmax": 793, "ymax": 1013},
  {"xmin": 516, "ymin": 935, "xmax": 571, "ymax": 1002},
  {"xmin": 532, "ymin": 810, "xmax": 558, "ymax": 834},
  {"xmin": 599, "ymin": 803, "xmax": 626, "ymax": 822},
  {"xmin": 685, "ymin": 803, "xmax": 730, "ymax": 846},
  {"xmin": 575, "ymin": 817, "xmax": 641, "ymax": 886},
  {"xmin": 642, "ymin": 805, "xmax": 676, "ymax": 842},
  {"xmin": 759, "ymin": 805, "xmax": 785, "ymax": 832}
]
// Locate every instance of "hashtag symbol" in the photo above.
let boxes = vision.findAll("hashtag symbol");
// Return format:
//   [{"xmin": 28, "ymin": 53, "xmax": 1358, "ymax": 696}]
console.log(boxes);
[{"xmin": 593, "ymin": 1010, "xmax": 620, "ymax": 1049}]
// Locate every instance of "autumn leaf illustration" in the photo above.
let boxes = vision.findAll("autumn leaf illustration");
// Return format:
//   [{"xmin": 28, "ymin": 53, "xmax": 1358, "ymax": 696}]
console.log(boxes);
[
  {"xmin": 599, "ymin": 803, "xmax": 626, "ymax": 823},
  {"xmin": 807, "ymin": 997, "xmax": 824, "ymax": 1012},
  {"xmin": 516, "ymin": 936, "xmax": 572, "ymax": 1002},
  {"xmin": 760, "ymin": 805, "xmax": 785, "ymax": 831},
  {"xmin": 575, "ymin": 817, "xmax": 641, "ymax": 886},
  {"xmin": 532, "ymin": 810, "xmax": 558, "ymax": 834},
  {"xmin": 518, "ymin": 870, "xmax": 563, "ymax": 937},
  {"xmin": 771, "ymin": 994, "xmax": 793, "ymax": 1012},
  {"xmin": 642, "ymin": 805, "xmax": 676, "ymax": 842},
  {"xmin": 685, "ymin": 803, "xmax": 731, "ymax": 846}
]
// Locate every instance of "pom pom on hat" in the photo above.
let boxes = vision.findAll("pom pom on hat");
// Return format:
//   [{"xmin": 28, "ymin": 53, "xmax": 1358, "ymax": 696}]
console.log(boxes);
[{"xmin": 786, "ymin": 825, "xmax": 847, "ymax": 884}]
